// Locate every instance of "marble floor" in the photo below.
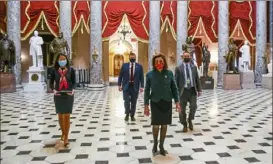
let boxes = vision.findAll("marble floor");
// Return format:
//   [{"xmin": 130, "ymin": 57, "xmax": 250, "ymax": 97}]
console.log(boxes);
[{"xmin": 0, "ymin": 87, "xmax": 272, "ymax": 164}]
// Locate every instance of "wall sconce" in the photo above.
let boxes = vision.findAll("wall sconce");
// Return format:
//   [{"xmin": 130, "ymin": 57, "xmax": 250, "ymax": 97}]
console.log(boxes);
[{"xmin": 92, "ymin": 47, "xmax": 99, "ymax": 63}]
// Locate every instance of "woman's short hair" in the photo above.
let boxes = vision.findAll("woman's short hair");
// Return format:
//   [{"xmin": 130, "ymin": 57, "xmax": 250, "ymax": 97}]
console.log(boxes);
[
  {"xmin": 152, "ymin": 53, "xmax": 168, "ymax": 70},
  {"xmin": 54, "ymin": 53, "xmax": 70, "ymax": 69}
]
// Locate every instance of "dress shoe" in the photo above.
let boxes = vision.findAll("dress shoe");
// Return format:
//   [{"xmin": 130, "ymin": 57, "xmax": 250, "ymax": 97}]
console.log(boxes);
[
  {"xmin": 152, "ymin": 141, "xmax": 158, "ymax": 154},
  {"xmin": 183, "ymin": 126, "xmax": 188, "ymax": 132},
  {"xmin": 125, "ymin": 115, "xmax": 129, "ymax": 121},
  {"xmin": 159, "ymin": 145, "xmax": 166, "ymax": 156},
  {"xmin": 131, "ymin": 117, "xmax": 136, "ymax": 121},
  {"xmin": 189, "ymin": 121, "xmax": 193, "ymax": 131}
]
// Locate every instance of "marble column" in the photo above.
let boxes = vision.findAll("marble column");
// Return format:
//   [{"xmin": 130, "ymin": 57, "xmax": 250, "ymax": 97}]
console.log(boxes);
[
  {"xmin": 269, "ymin": 1, "xmax": 273, "ymax": 62},
  {"xmin": 176, "ymin": 1, "xmax": 188, "ymax": 65},
  {"xmin": 149, "ymin": 1, "xmax": 160, "ymax": 71},
  {"xmin": 254, "ymin": 1, "xmax": 267, "ymax": 86},
  {"xmin": 216, "ymin": 1, "xmax": 229, "ymax": 88},
  {"xmin": 59, "ymin": 1, "xmax": 72, "ymax": 61},
  {"xmin": 89, "ymin": 1, "xmax": 104, "ymax": 90},
  {"xmin": 7, "ymin": 1, "xmax": 21, "ymax": 86}
]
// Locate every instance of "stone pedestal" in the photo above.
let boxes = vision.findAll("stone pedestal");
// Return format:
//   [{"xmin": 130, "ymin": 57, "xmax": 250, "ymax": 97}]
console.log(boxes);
[
  {"xmin": 88, "ymin": 84, "xmax": 105, "ymax": 91},
  {"xmin": 223, "ymin": 73, "xmax": 241, "ymax": 90},
  {"xmin": 262, "ymin": 61, "xmax": 272, "ymax": 89},
  {"xmin": 0, "ymin": 73, "xmax": 16, "ymax": 93},
  {"xmin": 24, "ymin": 67, "xmax": 47, "ymax": 92},
  {"xmin": 200, "ymin": 76, "xmax": 214, "ymax": 89},
  {"xmin": 240, "ymin": 72, "xmax": 256, "ymax": 89}
]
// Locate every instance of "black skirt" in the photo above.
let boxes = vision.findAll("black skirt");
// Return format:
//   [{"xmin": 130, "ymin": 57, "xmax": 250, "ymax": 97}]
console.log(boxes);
[
  {"xmin": 150, "ymin": 99, "xmax": 172, "ymax": 125},
  {"xmin": 54, "ymin": 94, "xmax": 74, "ymax": 114}
]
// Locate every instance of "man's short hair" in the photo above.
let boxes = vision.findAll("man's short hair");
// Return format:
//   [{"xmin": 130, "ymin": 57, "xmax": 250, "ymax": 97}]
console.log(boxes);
[{"xmin": 129, "ymin": 52, "xmax": 136, "ymax": 56}]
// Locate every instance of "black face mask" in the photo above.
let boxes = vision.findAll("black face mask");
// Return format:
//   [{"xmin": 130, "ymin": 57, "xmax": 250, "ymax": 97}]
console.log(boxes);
[
  {"xmin": 130, "ymin": 58, "xmax": 136, "ymax": 63},
  {"xmin": 184, "ymin": 58, "xmax": 191, "ymax": 63}
]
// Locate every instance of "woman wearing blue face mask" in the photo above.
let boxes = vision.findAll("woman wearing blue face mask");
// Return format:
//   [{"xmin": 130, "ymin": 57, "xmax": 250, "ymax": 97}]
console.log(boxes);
[{"xmin": 50, "ymin": 53, "xmax": 76, "ymax": 147}]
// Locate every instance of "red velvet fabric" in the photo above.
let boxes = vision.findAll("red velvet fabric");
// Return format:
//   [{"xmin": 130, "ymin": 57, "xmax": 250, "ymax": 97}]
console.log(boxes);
[
  {"xmin": 0, "ymin": 1, "xmax": 6, "ymax": 33},
  {"xmin": 160, "ymin": 1, "xmax": 177, "ymax": 33},
  {"xmin": 72, "ymin": 1, "xmax": 90, "ymax": 34},
  {"xmin": 229, "ymin": 1, "xmax": 256, "ymax": 44},
  {"xmin": 21, "ymin": 1, "xmax": 59, "ymax": 40},
  {"xmin": 188, "ymin": 1, "xmax": 218, "ymax": 43},
  {"xmin": 102, "ymin": 1, "xmax": 149, "ymax": 41}
]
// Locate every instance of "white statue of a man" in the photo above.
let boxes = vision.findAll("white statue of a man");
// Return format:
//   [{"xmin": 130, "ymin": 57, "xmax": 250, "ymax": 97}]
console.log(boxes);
[
  {"xmin": 239, "ymin": 40, "xmax": 251, "ymax": 72},
  {"xmin": 29, "ymin": 31, "xmax": 44, "ymax": 68}
]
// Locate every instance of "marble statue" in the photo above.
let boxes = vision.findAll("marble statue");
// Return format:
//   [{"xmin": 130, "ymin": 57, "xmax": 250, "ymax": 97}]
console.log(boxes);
[
  {"xmin": 49, "ymin": 32, "xmax": 70, "ymax": 65},
  {"xmin": 225, "ymin": 38, "xmax": 238, "ymax": 73},
  {"xmin": 239, "ymin": 40, "xmax": 251, "ymax": 72},
  {"xmin": 202, "ymin": 45, "xmax": 211, "ymax": 77},
  {"xmin": 29, "ymin": 31, "xmax": 44, "ymax": 68},
  {"xmin": 182, "ymin": 36, "xmax": 197, "ymax": 66},
  {"xmin": 0, "ymin": 34, "xmax": 15, "ymax": 72}
]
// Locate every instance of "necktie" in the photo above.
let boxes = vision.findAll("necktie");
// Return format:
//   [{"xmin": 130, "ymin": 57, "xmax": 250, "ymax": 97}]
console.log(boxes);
[
  {"xmin": 186, "ymin": 64, "xmax": 191, "ymax": 88},
  {"xmin": 130, "ymin": 63, "xmax": 134, "ymax": 82}
]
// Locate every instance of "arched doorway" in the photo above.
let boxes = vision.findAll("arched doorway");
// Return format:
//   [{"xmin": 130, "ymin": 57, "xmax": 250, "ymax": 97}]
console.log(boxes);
[{"xmin": 113, "ymin": 54, "xmax": 124, "ymax": 76}]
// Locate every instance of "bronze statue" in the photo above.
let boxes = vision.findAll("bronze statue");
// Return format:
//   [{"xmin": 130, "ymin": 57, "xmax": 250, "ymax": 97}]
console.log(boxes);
[
  {"xmin": 202, "ymin": 45, "xmax": 211, "ymax": 77},
  {"xmin": 225, "ymin": 38, "xmax": 238, "ymax": 73},
  {"xmin": 49, "ymin": 32, "xmax": 70, "ymax": 65},
  {"xmin": 182, "ymin": 36, "xmax": 196, "ymax": 65},
  {"xmin": 0, "ymin": 34, "xmax": 15, "ymax": 72}
]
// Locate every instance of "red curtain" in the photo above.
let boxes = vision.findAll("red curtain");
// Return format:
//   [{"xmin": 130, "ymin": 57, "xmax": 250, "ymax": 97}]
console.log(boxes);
[
  {"xmin": 160, "ymin": 1, "xmax": 177, "ymax": 39},
  {"xmin": 0, "ymin": 1, "xmax": 6, "ymax": 33},
  {"xmin": 102, "ymin": 1, "xmax": 149, "ymax": 41},
  {"xmin": 72, "ymin": 1, "xmax": 90, "ymax": 35},
  {"xmin": 188, "ymin": 1, "xmax": 218, "ymax": 43},
  {"xmin": 192, "ymin": 38, "xmax": 202, "ymax": 67},
  {"xmin": 21, "ymin": 1, "xmax": 59, "ymax": 40},
  {"xmin": 229, "ymin": 1, "xmax": 256, "ymax": 45}
]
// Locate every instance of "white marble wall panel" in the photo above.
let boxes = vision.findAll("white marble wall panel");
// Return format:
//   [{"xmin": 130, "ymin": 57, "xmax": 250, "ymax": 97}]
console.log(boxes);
[
  {"xmin": 60, "ymin": 1, "xmax": 72, "ymax": 61},
  {"xmin": 255, "ymin": 1, "xmax": 267, "ymax": 86},
  {"xmin": 7, "ymin": 1, "xmax": 21, "ymax": 85},
  {"xmin": 176, "ymin": 1, "xmax": 188, "ymax": 65},
  {"xmin": 90, "ymin": 1, "xmax": 103, "ymax": 84},
  {"xmin": 149, "ymin": 1, "xmax": 160, "ymax": 71},
  {"xmin": 217, "ymin": 1, "xmax": 229, "ymax": 88}
]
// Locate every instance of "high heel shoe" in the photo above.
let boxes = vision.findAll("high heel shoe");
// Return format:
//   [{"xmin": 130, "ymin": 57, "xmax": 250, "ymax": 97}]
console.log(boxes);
[
  {"xmin": 63, "ymin": 139, "xmax": 70, "ymax": 147},
  {"xmin": 152, "ymin": 141, "xmax": 158, "ymax": 154},
  {"xmin": 159, "ymin": 145, "xmax": 166, "ymax": 156}
]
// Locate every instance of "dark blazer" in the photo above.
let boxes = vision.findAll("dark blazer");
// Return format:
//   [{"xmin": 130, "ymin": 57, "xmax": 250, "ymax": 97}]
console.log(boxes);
[
  {"xmin": 118, "ymin": 62, "xmax": 144, "ymax": 92},
  {"xmin": 50, "ymin": 67, "xmax": 76, "ymax": 91},
  {"xmin": 144, "ymin": 70, "xmax": 179, "ymax": 105},
  {"xmin": 174, "ymin": 63, "xmax": 201, "ymax": 96}
]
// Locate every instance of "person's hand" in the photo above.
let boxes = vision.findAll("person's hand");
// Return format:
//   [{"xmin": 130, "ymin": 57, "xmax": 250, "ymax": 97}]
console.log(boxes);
[
  {"xmin": 144, "ymin": 105, "xmax": 150, "ymax": 116},
  {"xmin": 175, "ymin": 102, "xmax": 181, "ymax": 113},
  {"xmin": 118, "ymin": 86, "xmax": 122, "ymax": 91},
  {"xmin": 53, "ymin": 90, "xmax": 60, "ymax": 96},
  {"xmin": 67, "ymin": 89, "xmax": 75, "ymax": 96},
  {"xmin": 197, "ymin": 92, "xmax": 201, "ymax": 97},
  {"xmin": 140, "ymin": 88, "xmax": 144, "ymax": 93}
]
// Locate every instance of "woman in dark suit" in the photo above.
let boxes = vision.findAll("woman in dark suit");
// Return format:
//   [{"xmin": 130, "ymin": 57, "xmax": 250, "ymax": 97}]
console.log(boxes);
[
  {"xmin": 144, "ymin": 53, "xmax": 181, "ymax": 156},
  {"xmin": 50, "ymin": 53, "xmax": 76, "ymax": 146}
]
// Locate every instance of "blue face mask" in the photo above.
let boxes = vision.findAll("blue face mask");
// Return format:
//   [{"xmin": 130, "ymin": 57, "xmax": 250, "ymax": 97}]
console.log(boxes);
[{"xmin": 58, "ymin": 60, "xmax": 67, "ymax": 67}]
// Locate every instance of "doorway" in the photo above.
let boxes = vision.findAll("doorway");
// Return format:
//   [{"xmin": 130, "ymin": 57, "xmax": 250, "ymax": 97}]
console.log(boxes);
[{"xmin": 113, "ymin": 54, "xmax": 124, "ymax": 76}]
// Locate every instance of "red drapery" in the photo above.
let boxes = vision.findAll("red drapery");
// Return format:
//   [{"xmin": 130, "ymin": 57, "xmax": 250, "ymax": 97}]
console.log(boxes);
[
  {"xmin": 0, "ymin": 1, "xmax": 6, "ymax": 33},
  {"xmin": 72, "ymin": 1, "xmax": 90, "ymax": 35},
  {"xmin": 102, "ymin": 1, "xmax": 149, "ymax": 42},
  {"xmin": 21, "ymin": 1, "xmax": 59, "ymax": 40},
  {"xmin": 160, "ymin": 1, "xmax": 177, "ymax": 40},
  {"xmin": 229, "ymin": 1, "xmax": 256, "ymax": 45},
  {"xmin": 188, "ymin": 1, "xmax": 218, "ymax": 43}
]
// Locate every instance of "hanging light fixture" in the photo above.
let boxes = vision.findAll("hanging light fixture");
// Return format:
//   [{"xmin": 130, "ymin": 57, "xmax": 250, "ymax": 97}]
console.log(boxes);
[{"xmin": 118, "ymin": 16, "xmax": 131, "ymax": 40}]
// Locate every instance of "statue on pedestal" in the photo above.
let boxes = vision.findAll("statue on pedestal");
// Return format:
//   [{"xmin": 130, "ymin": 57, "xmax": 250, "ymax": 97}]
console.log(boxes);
[
  {"xmin": 182, "ymin": 36, "xmax": 197, "ymax": 66},
  {"xmin": 239, "ymin": 40, "xmax": 251, "ymax": 72},
  {"xmin": 202, "ymin": 45, "xmax": 211, "ymax": 77},
  {"xmin": 0, "ymin": 34, "xmax": 15, "ymax": 72},
  {"xmin": 49, "ymin": 32, "xmax": 70, "ymax": 65},
  {"xmin": 225, "ymin": 38, "xmax": 238, "ymax": 73},
  {"xmin": 29, "ymin": 31, "xmax": 44, "ymax": 68}
]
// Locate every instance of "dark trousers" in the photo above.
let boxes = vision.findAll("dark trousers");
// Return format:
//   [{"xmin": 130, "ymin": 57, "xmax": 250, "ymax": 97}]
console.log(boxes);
[
  {"xmin": 123, "ymin": 84, "xmax": 138, "ymax": 117},
  {"xmin": 179, "ymin": 87, "xmax": 197, "ymax": 126}
]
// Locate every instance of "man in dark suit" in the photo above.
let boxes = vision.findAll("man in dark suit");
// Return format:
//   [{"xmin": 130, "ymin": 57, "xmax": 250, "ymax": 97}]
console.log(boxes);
[
  {"xmin": 118, "ymin": 52, "xmax": 144, "ymax": 121},
  {"xmin": 175, "ymin": 52, "xmax": 202, "ymax": 132}
]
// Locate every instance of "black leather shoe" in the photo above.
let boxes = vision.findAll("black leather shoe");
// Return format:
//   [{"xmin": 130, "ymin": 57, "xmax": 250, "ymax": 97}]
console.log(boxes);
[
  {"xmin": 159, "ymin": 145, "xmax": 166, "ymax": 156},
  {"xmin": 125, "ymin": 115, "xmax": 129, "ymax": 121},
  {"xmin": 131, "ymin": 117, "xmax": 136, "ymax": 121},
  {"xmin": 152, "ymin": 141, "xmax": 158, "ymax": 154},
  {"xmin": 183, "ymin": 126, "xmax": 188, "ymax": 133},
  {"xmin": 189, "ymin": 121, "xmax": 193, "ymax": 131}
]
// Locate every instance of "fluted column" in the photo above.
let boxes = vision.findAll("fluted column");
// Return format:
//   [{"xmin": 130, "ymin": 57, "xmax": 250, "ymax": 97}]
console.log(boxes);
[
  {"xmin": 59, "ymin": 1, "xmax": 72, "ymax": 61},
  {"xmin": 254, "ymin": 1, "xmax": 267, "ymax": 86},
  {"xmin": 89, "ymin": 1, "xmax": 104, "ymax": 90},
  {"xmin": 7, "ymin": 1, "xmax": 21, "ymax": 85},
  {"xmin": 149, "ymin": 1, "xmax": 160, "ymax": 71},
  {"xmin": 217, "ymin": 1, "xmax": 229, "ymax": 88},
  {"xmin": 176, "ymin": 1, "xmax": 188, "ymax": 65}
]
